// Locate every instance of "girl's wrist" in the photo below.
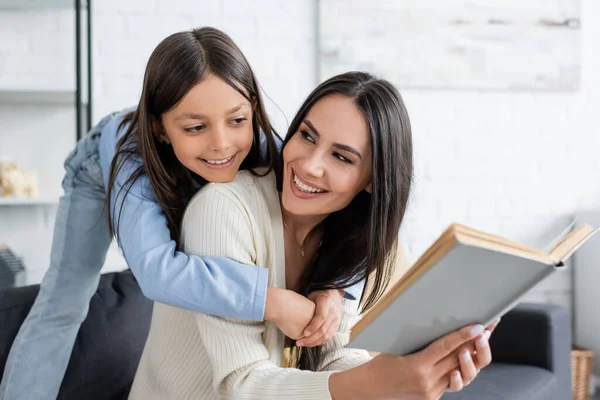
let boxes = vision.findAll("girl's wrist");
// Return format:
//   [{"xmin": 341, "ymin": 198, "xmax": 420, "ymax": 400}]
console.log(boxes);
[{"xmin": 264, "ymin": 287, "xmax": 283, "ymax": 322}]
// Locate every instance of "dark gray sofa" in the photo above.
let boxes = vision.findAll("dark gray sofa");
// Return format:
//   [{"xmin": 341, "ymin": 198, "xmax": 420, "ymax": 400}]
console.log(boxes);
[{"xmin": 0, "ymin": 271, "xmax": 572, "ymax": 399}]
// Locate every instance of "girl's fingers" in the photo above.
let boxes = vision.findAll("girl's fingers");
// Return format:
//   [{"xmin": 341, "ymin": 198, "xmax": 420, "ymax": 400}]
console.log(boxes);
[
  {"xmin": 297, "ymin": 317, "xmax": 336, "ymax": 347},
  {"xmin": 302, "ymin": 301, "xmax": 328, "ymax": 338}
]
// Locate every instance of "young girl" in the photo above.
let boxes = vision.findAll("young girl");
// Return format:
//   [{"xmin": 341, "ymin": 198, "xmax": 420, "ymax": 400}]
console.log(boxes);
[
  {"xmin": 0, "ymin": 27, "xmax": 351, "ymax": 400},
  {"xmin": 128, "ymin": 72, "xmax": 494, "ymax": 399}
]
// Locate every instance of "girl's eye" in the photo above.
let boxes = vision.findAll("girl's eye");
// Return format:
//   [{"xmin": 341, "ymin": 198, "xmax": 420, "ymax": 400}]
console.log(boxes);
[
  {"xmin": 334, "ymin": 153, "xmax": 353, "ymax": 164},
  {"xmin": 300, "ymin": 129, "xmax": 315, "ymax": 143},
  {"xmin": 185, "ymin": 125, "xmax": 204, "ymax": 133},
  {"xmin": 231, "ymin": 117, "xmax": 248, "ymax": 125}
]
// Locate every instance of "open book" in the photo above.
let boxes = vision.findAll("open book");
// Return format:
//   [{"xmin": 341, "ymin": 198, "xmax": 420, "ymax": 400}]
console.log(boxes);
[{"xmin": 348, "ymin": 223, "xmax": 597, "ymax": 355}]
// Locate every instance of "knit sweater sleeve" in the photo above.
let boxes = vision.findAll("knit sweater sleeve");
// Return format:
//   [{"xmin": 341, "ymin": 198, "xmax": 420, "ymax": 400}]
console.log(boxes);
[
  {"xmin": 317, "ymin": 298, "xmax": 372, "ymax": 372},
  {"xmin": 181, "ymin": 185, "xmax": 336, "ymax": 400}
]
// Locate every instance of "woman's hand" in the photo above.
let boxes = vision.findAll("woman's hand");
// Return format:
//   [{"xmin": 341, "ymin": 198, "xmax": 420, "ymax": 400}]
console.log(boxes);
[
  {"xmin": 330, "ymin": 323, "xmax": 494, "ymax": 399},
  {"xmin": 296, "ymin": 289, "xmax": 344, "ymax": 347},
  {"xmin": 447, "ymin": 318, "xmax": 500, "ymax": 392},
  {"xmin": 447, "ymin": 328, "xmax": 492, "ymax": 392}
]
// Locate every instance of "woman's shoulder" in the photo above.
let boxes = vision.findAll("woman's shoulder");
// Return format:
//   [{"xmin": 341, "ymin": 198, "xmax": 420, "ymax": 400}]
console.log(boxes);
[{"xmin": 186, "ymin": 169, "xmax": 277, "ymax": 216}]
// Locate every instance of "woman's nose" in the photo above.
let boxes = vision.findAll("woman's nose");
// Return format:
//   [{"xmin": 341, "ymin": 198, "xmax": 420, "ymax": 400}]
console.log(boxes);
[{"xmin": 303, "ymin": 152, "xmax": 325, "ymax": 178}]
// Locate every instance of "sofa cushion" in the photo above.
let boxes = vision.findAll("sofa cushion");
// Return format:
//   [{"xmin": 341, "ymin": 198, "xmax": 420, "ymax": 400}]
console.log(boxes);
[
  {"xmin": 442, "ymin": 363, "xmax": 557, "ymax": 399},
  {"xmin": 0, "ymin": 271, "xmax": 153, "ymax": 400}
]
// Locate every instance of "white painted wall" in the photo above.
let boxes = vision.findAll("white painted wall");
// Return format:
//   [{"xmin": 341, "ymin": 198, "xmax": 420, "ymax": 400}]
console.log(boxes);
[{"xmin": 0, "ymin": 0, "xmax": 598, "ymax": 317}]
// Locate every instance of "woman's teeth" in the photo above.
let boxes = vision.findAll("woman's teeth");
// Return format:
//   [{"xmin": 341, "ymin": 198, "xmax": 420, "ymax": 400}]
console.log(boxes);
[
  {"xmin": 294, "ymin": 174, "xmax": 324, "ymax": 193},
  {"xmin": 204, "ymin": 156, "xmax": 233, "ymax": 165}
]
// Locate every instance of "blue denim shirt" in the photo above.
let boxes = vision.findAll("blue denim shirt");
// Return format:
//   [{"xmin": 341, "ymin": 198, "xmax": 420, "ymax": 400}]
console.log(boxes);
[{"xmin": 98, "ymin": 108, "xmax": 362, "ymax": 321}]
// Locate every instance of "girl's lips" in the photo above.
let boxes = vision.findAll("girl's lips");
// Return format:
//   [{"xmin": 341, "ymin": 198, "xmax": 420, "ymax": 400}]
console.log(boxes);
[{"xmin": 200, "ymin": 154, "xmax": 236, "ymax": 169}]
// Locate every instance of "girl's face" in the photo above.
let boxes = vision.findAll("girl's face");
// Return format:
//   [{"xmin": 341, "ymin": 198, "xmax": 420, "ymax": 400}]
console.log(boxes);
[
  {"xmin": 281, "ymin": 94, "xmax": 373, "ymax": 219},
  {"xmin": 160, "ymin": 75, "xmax": 254, "ymax": 183}
]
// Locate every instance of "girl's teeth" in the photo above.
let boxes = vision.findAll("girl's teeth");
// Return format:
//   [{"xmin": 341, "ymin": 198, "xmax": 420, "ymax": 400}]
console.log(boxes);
[
  {"xmin": 294, "ymin": 174, "xmax": 324, "ymax": 193},
  {"xmin": 205, "ymin": 156, "xmax": 233, "ymax": 165}
]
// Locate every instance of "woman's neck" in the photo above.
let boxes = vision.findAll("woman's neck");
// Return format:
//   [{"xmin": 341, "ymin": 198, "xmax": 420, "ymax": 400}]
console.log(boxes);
[{"xmin": 280, "ymin": 207, "xmax": 327, "ymax": 248}]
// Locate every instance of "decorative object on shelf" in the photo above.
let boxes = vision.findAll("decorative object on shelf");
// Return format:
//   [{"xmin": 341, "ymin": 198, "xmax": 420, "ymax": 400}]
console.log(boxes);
[
  {"xmin": 0, "ymin": 157, "xmax": 39, "ymax": 197},
  {"xmin": 0, "ymin": 244, "xmax": 26, "ymax": 289}
]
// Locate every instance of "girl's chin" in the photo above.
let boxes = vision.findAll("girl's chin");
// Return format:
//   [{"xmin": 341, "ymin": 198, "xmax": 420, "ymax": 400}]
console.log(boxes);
[{"xmin": 194, "ymin": 167, "xmax": 239, "ymax": 183}]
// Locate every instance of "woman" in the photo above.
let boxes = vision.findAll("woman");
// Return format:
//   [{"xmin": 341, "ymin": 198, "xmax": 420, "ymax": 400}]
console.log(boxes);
[{"xmin": 128, "ymin": 72, "xmax": 493, "ymax": 399}]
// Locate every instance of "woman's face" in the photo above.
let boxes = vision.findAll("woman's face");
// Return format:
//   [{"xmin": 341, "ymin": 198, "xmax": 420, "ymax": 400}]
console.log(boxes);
[
  {"xmin": 160, "ymin": 75, "xmax": 254, "ymax": 183},
  {"xmin": 281, "ymin": 94, "xmax": 373, "ymax": 219}
]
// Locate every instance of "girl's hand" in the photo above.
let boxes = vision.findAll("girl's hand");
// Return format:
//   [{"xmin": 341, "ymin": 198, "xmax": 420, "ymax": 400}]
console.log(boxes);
[
  {"xmin": 296, "ymin": 289, "xmax": 344, "ymax": 347},
  {"xmin": 265, "ymin": 287, "xmax": 315, "ymax": 340}
]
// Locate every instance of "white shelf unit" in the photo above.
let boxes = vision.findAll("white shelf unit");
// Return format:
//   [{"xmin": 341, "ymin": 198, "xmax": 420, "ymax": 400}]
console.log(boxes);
[
  {"xmin": 0, "ymin": 197, "xmax": 59, "ymax": 206},
  {"xmin": 0, "ymin": 89, "xmax": 83, "ymax": 106},
  {"xmin": 0, "ymin": 0, "xmax": 86, "ymax": 9},
  {"xmin": 0, "ymin": 1, "xmax": 96, "ymax": 286}
]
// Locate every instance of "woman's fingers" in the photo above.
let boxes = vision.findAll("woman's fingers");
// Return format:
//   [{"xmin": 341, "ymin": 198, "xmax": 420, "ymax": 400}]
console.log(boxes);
[
  {"xmin": 422, "ymin": 324, "xmax": 485, "ymax": 364},
  {"xmin": 486, "ymin": 318, "xmax": 501, "ymax": 334},
  {"xmin": 474, "ymin": 330, "xmax": 492, "ymax": 368},
  {"xmin": 447, "ymin": 370, "xmax": 464, "ymax": 392},
  {"xmin": 458, "ymin": 348, "xmax": 478, "ymax": 385}
]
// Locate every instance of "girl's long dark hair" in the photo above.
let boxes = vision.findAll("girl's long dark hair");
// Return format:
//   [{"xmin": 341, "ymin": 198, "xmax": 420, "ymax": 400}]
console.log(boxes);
[
  {"xmin": 107, "ymin": 27, "xmax": 277, "ymax": 245},
  {"xmin": 278, "ymin": 72, "xmax": 414, "ymax": 371}
]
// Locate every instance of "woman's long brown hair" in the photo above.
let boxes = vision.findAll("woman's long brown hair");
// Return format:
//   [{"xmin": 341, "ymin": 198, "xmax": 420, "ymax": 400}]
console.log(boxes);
[
  {"xmin": 107, "ymin": 27, "xmax": 278, "ymax": 246},
  {"xmin": 277, "ymin": 72, "xmax": 414, "ymax": 371}
]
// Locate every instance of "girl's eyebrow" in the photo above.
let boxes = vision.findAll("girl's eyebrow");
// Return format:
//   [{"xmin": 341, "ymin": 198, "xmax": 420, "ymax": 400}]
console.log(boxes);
[
  {"xmin": 226, "ymin": 103, "xmax": 251, "ymax": 114},
  {"xmin": 303, "ymin": 118, "xmax": 363, "ymax": 160},
  {"xmin": 175, "ymin": 103, "xmax": 251, "ymax": 121}
]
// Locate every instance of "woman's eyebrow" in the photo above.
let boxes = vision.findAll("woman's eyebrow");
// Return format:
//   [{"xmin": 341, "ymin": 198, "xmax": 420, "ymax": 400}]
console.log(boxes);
[{"xmin": 304, "ymin": 118, "xmax": 362, "ymax": 159}]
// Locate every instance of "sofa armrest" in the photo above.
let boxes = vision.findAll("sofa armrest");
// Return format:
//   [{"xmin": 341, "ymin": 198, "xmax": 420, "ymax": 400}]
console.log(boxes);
[
  {"xmin": 491, "ymin": 302, "xmax": 571, "ymax": 370},
  {"xmin": 490, "ymin": 302, "xmax": 571, "ymax": 396}
]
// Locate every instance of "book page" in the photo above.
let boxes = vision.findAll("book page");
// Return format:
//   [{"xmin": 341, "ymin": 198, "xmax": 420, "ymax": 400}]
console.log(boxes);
[{"xmin": 549, "ymin": 224, "xmax": 596, "ymax": 262}]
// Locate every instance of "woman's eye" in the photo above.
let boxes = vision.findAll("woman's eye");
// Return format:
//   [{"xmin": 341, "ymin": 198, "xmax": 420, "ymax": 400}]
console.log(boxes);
[
  {"xmin": 231, "ymin": 117, "xmax": 248, "ymax": 125},
  {"xmin": 185, "ymin": 125, "xmax": 204, "ymax": 133},
  {"xmin": 334, "ymin": 153, "xmax": 353, "ymax": 164},
  {"xmin": 300, "ymin": 129, "xmax": 315, "ymax": 143}
]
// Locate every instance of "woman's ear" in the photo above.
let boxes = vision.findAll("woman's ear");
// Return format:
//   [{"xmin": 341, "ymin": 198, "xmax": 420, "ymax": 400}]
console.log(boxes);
[
  {"xmin": 365, "ymin": 182, "xmax": 372, "ymax": 194},
  {"xmin": 151, "ymin": 115, "xmax": 170, "ymax": 144}
]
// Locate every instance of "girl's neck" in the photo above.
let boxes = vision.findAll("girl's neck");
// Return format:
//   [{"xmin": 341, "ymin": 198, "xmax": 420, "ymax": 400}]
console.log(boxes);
[{"xmin": 280, "ymin": 207, "xmax": 327, "ymax": 247}]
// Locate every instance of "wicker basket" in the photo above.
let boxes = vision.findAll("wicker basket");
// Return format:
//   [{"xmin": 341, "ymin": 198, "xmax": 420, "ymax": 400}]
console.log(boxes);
[{"xmin": 572, "ymin": 346, "xmax": 594, "ymax": 400}]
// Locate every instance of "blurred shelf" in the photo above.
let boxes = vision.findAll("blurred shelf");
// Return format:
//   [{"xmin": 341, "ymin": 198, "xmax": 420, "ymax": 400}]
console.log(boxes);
[
  {"xmin": 0, "ymin": 197, "xmax": 59, "ymax": 206},
  {"xmin": 0, "ymin": 89, "xmax": 86, "ymax": 106},
  {"xmin": 0, "ymin": 0, "xmax": 86, "ymax": 9}
]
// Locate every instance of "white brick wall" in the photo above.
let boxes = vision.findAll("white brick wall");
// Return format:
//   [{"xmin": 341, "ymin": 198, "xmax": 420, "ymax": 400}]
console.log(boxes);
[{"xmin": 1, "ymin": 0, "xmax": 599, "ymax": 316}]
